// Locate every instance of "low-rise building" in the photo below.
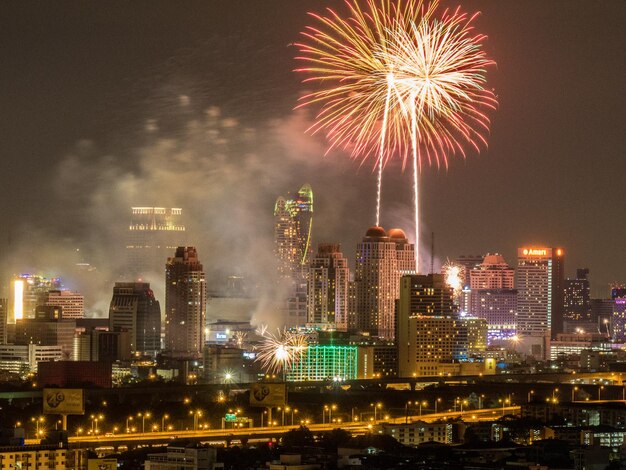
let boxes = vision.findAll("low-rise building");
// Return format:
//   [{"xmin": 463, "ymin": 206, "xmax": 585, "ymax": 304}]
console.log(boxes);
[
  {"xmin": 144, "ymin": 445, "xmax": 221, "ymax": 470},
  {"xmin": 377, "ymin": 420, "xmax": 463, "ymax": 445}
]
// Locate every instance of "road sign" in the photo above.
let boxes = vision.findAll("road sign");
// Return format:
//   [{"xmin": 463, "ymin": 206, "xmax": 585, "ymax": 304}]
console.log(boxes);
[
  {"xmin": 235, "ymin": 417, "xmax": 249, "ymax": 423},
  {"xmin": 225, "ymin": 414, "xmax": 237, "ymax": 422}
]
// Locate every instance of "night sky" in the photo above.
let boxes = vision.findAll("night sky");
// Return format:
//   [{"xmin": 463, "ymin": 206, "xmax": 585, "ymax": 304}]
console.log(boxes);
[{"xmin": 1, "ymin": 1, "xmax": 625, "ymax": 305}]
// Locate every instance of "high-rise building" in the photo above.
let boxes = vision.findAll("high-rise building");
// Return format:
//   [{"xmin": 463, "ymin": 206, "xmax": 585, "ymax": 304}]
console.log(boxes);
[
  {"xmin": 388, "ymin": 229, "xmax": 416, "ymax": 274},
  {"xmin": 43, "ymin": 290, "xmax": 84, "ymax": 320},
  {"xmin": 516, "ymin": 247, "xmax": 565, "ymax": 339},
  {"xmin": 126, "ymin": 207, "xmax": 186, "ymax": 277},
  {"xmin": 307, "ymin": 243, "xmax": 350, "ymax": 329},
  {"xmin": 353, "ymin": 226, "xmax": 409, "ymax": 339},
  {"xmin": 274, "ymin": 184, "xmax": 314, "ymax": 278},
  {"xmin": 457, "ymin": 255, "xmax": 485, "ymax": 287},
  {"xmin": 461, "ymin": 317, "xmax": 488, "ymax": 356},
  {"xmin": 10, "ymin": 275, "xmax": 62, "ymax": 322},
  {"xmin": 109, "ymin": 282, "xmax": 161, "ymax": 357},
  {"xmin": 0, "ymin": 299, "xmax": 7, "ymax": 345},
  {"xmin": 590, "ymin": 298, "xmax": 614, "ymax": 337},
  {"xmin": 165, "ymin": 247, "xmax": 206, "ymax": 358},
  {"xmin": 397, "ymin": 274, "xmax": 463, "ymax": 376},
  {"xmin": 469, "ymin": 254, "xmax": 517, "ymax": 342},
  {"xmin": 612, "ymin": 288, "xmax": 626, "ymax": 342},
  {"xmin": 563, "ymin": 268, "xmax": 591, "ymax": 322}
]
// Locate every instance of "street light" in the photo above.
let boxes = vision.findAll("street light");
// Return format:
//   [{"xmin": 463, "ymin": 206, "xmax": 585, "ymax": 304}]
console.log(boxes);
[
  {"xmin": 370, "ymin": 403, "xmax": 382, "ymax": 423},
  {"xmin": 527, "ymin": 390, "xmax": 535, "ymax": 403},
  {"xmin": 404, "ymin": 401, "xmax": 412, "ymax": 424},
  {"xmin": 419, "ymin": 400, "xmax": 428, "ymax": 416},
  {"xmin": 598, "ymin": 385, "xmax": 604, "ymax": 401},
  {"xmin": 435, "ymin": 398, "xmax": 442, "ymax": 414},
  {"xmin": 161, "ymin": 414, "xmax": 169, "ymax": 432},
  {"xmin": 126, "ymin": 416, "xmax": 134, "ymax": 433},
  {"xmin": 571, "ymin": 386, "xmax": 579, "ymax": 402},
  {"xmin": 137, "ymin": 412, "xmax": 151, "ymax": 434},
  {"xmin": 479, "ymin": 394, "xmax": 485, "ymax": 410}
]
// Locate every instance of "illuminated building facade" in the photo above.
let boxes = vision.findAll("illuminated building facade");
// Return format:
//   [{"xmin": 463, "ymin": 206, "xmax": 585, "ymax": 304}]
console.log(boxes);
[
  {"xmin": 126, "ymin": 207, "xmax": 186, "ymax": 277},
  {"xmin": 10, "ymin": 274, "xmax": 61, "ymax": 322},
  {"xmin": 165, "ymin": 247, "xmax": 206, "ymax": 358},
  {"xmin": 462, "ymin": 317, "xmax": 488, "ymax": 356},
  {"xmin": 0, "ymin": 344, "xmax": 63, "ymax": 375},
  {"xmin": 43, "ymin": 290, "xmax": 84, "ymax": 319},
  {"xmin": 353, "ymin": 227, "xmax": 399, "ymax": 339},
  {"xmin": 109, "ymin": 282, "xmax": 161, "ymax": 357},
  {"xmin": 469, "ymin": 254, "xmax": 517, "ymax": 341},
  {"xmin": 456, "ymin": 254, "xmax": 484, "ymax": 314},
  {"xmin": 286, "ymin": 345, "xmax": 371, "ymax": 382},
  {"xmin": 307, "ymin": 243, "xmax": 350, "ymax": 329},
  {"xmin": 612, "ymin": 288, "xmax": 626, "ymax": 342},
  {"xmin": 389, "ymin": 229, "xmax": 416, "ymax": 274},
  {"xmin": 274, "ymin": 184, "xmax": 314, "ymax": 278},
  {"xmin": 397, "ymin": 274, "xmax": 463, "ymax": 376},
  {"xmin": 516, "ymin": 247, "xmax": 565, "ymax": 338}
]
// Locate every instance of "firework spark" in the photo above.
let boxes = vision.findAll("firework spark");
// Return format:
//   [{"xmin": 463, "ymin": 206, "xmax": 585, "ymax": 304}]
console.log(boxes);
[
  {"xmin": 254, "ymin": 327, "xmax": 308, "ymax": 375},
  {"xmin": 442, "ymin": 260, "xmax": 464, "ymax": 301},
  {"xmin": 233, "ymin": 331, "xmax": 248, "ymax": 348},
  {"xmin": 296, "ymin": 0, "xmax": 496, "ymax": 272}
]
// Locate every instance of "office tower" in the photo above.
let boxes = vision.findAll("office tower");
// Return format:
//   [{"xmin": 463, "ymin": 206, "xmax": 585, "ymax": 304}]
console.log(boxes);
[
  {"xmin": 469, "ymin": 254, "xmax": 517, "ymax": 342},
  {"xmin": 274, "ymin": 184, "xmax": 314, "ymax": 278},
  {"xmin": 353, "ymin": 227, "xmax": 400, "ymax": 339},
  {"xmin": 10, "ymin": 275, "xmax": 62, "ymax": 322},
  {"xmin": 126, "ymin": 207, "xmax": 186, "ymax": 277},
  {"xmin": 563, "ymin": 268, "xmax": 591, "ymax": 322},
  {"xmin": 516, "ymin": 247, "xmax": 565, "ymax": 338},
  {"xmin": 165, "ymin": 247, "xmax": 206, "ymax": 358},
  {"xmin": 109, "ymin": 282, "xmax": 161, "ymax": 357},
  {"xmin": 42, "ymin": 290, "xmax": 84, "ymax": 320},
  {"xmin": 307, "ymin": 243, "xmax": 350, "ymax": 329},
  {"xmin": 14, "ymin": 306, "xmax": 75, "ymax": 359},
  {"xmin": 612, "ymin": 288, "xmax": 626, "ymax": 342},
  {"xmin": 0, "ymin": 299, "xmax": 7, "ymax": 345}
]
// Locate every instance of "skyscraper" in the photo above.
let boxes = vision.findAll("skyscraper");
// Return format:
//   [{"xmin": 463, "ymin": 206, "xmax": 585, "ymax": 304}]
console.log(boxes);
[
  {"xmin": 307, "ymin": 243, "xmax": 350, "ymax": 329},
  {"xmin": 109, "ymin": 282, "xmax": 161, "ymax": 357},
  {"xmin": 126, "ymin": 207, "xmax": 186, "ymax": 277},
  {"xmin": 165, "ymin": 247, "xmax": 206, "ymax": 358},
  {"xmin": 469, "ymin": 254, "xmax": 517, "ymax": 342},
  {"xmin": 563, "ymin": 268, "xmax": 591, "ymax": 325},
  {"xmin": 516, "ymin": 247, "xmax": 565, "ymax": 339},
  {"xmin": 274, "ymin": 184, "xmax": 314, "ymax": 278},
  {"xmin": 351, "ymin": 226, "xmax": 415, "ymax": 339}
]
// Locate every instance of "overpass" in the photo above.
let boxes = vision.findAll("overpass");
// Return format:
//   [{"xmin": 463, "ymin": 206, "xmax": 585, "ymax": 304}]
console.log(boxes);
[{"xmin": 55, "ymin": 406, "xmax": 520, "ymax": 452}]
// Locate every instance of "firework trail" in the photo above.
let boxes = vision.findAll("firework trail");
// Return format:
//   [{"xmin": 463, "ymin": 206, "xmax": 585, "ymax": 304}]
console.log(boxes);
[
  {"xmin": 296, "ymin": 0, "xmax": 496, "ymax": 272},
  {"xmin": 254, "ymin": 327, "xmax": 308, "ymax": 376}
]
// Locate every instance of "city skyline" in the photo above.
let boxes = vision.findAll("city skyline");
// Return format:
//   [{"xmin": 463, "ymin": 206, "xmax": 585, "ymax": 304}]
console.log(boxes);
[{"xmin": 0, "ymin": 1, "xmax": 624, "ymax": 304}]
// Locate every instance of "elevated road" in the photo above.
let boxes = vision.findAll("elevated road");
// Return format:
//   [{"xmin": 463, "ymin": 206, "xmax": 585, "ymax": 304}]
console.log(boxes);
[{"xmin": 59, "ymin": 406, "xmax": 520, "ymax": 451}]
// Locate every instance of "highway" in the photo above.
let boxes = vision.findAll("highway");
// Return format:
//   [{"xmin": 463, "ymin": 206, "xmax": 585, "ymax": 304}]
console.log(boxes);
[{"xmin": 60, "ymin": 406, "xmax": 520, "ymax": 450}]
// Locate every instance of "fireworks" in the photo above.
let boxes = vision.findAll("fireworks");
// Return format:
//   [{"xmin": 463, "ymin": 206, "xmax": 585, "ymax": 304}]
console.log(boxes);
[
  {"xmin": 254, "ymin": 327, "xmax": 308, "ymax": 375},
  {"xmin": 233, "ymin": 331, "xmax": 247, "ymax": 348},
  {"xmin": 296, "ymin": 0, "xmax": 496, "ymax": 272},
  {"xmin": 442, "ymin": 260, "xmax": 464, "ymax": 300}
]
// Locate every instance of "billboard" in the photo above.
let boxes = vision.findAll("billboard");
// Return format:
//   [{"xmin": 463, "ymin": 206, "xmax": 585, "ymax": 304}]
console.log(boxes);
[
  {"xmin": 87, "ymin": 459, "xmax": 117, "ymax": 470},
  {"xmin": 250, "ymin": 383, "xmax": 286, "ymax": 407},
  {"xmin": 43, "ymin": 388, "xmax": 84, "ymax": 415}
]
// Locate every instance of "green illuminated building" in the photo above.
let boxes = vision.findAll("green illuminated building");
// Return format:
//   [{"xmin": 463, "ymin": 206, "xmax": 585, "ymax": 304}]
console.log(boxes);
[{"xmin": 287, "ymin": 345, "xmax": 372, "ymax": 382}]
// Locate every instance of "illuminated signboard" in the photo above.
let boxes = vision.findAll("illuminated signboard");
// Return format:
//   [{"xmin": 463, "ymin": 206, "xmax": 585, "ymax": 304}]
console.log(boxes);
[{"xmin": 522, "ymin": 248, "xmax": 547, "ymax": 256}]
